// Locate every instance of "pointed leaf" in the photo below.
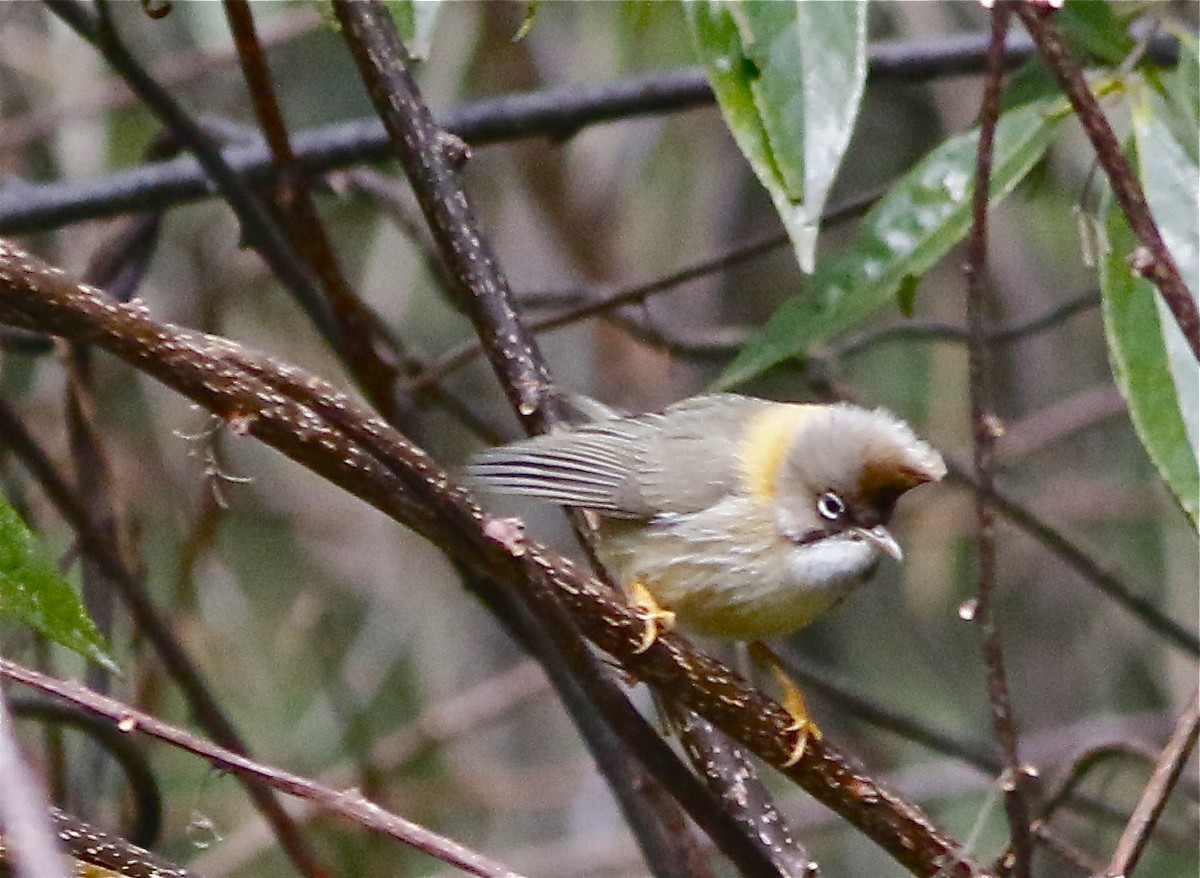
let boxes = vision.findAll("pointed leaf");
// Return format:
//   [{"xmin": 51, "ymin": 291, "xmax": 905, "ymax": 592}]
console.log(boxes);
[
  {"xmin": 0, "ymin": 502, "xmax": 117, "ymax": 671},
  {"xmin": 686, "ymin": 0, "xmax": 867, "ymax": 271},
  {"xmin": 716, "ymin": 99, "xmax": 1061, "ymax": 389},
  {"xmin": 1100, "ymin": 201, "xmax": 1199, "ymax": 527},
  {"xmin": 1105, "ymin": 47, "xmax": 1200, "ymax": 526}
]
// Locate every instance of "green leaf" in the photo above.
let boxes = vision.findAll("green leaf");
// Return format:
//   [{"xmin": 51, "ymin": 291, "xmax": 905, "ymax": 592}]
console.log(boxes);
[
  {"xmin": 715, "ymin": 98, "xmax": 1062, "ymax": 389},
  {"xmin": 1107, "ymin": 53, "xmax": 1200, "ymax": 526},
  {"xmin": 0, "ymin": 502, "xmax": 117, "ymax": 670},
  {"xmin": 686, "ymin": 0, "xmax": 867, "ymax": 272},
  {"xmin": 1100, "ymin": 201, "xmax": 1199, "ymax": 527},
  {"xmin": 895, "ymin": 275, "xmax": 919, "ymax": 318}
]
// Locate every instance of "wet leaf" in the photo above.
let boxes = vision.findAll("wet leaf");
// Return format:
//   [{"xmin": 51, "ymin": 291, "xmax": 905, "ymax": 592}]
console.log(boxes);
[
  {"xmin": 686, "ymin": 0, "xmax": 867, "ymax": 272},
  {"xmin": 715, "ymin": 98, "xmax": 1061, "ymax": 389}
]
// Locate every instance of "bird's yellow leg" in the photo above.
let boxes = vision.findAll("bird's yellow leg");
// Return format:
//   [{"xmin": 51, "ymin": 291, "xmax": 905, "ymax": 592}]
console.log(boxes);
[
  {"xmin": 628, "ymin": 579, "xmax": 676, "ymax": 653},
  {"xmin": 750, "ymin": 641, "xmax": 823, "ymax": 766}
]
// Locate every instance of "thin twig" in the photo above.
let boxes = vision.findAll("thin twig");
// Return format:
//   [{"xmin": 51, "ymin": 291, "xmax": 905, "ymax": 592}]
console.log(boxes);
[
  {"xmin": 671, "ymin": 706, "xmax": 817, "ymax": 878},
  {"xmin": 1101, "ymin": 687, "xmax": 1200, "ymax": 878},
  {"xmin": 831, "ymin": 291, "xmax": 1100, "ymax": 359},
  {"xmin": 0, "ymin": 657, "xmax": 528, "ymax": 878},
  {"xmin": 1015, "ymin": 4, "xmax": 1199, "ymax": 361},
  {"xmin": 406, "ymin": 188, "xmax": 881, "ymax": 393},
  {"xmin": 945, "ymin": 461, "xmax": 1200, "ymax": 657},
  {"xmin": 965, "ymin": 7, "xmax": 1033, "ymax": 876},
  {"xmin": 221, "ymin": 0, "xmax": 403, "ymax": 425},
  {"xmin": 196, "ymin": 661, "xmax": 550, "ymax": 874}
]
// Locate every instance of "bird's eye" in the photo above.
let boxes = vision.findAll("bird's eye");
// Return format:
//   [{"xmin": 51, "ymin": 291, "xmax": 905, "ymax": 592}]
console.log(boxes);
[{"xmin": 816, "ymin": 491, "xmax": 846, "ymax": 522}]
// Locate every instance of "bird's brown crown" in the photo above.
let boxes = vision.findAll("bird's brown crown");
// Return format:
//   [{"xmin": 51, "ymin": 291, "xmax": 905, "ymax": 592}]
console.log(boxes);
[{"xmin": 776, "ymin": 403, "xmax": 945, "ymax": 528}]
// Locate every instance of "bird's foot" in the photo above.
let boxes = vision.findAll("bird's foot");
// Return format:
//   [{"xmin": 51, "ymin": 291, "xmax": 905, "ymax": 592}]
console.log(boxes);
[
  {"xmin": 750, "ymin": 641, "xmax": 824, "ymax": 766},
  {"xmin": 629, "ymin": 580, "xmax": 676, "ymax": 653}
]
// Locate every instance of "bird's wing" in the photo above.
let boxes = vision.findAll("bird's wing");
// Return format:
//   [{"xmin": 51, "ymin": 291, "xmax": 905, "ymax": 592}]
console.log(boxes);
[{"xmin": 468, "ymin": 394, "xmax": 768, "ymax": 518}]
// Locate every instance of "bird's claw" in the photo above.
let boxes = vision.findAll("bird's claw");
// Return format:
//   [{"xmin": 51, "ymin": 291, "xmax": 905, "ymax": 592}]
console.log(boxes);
[
  {"xmin": 629, "ymin": 581, "xmax": 675, "ymax": 653},
  {"xmin": 782, "ymin": 714, "xmax": 823, "ymax": 766}
]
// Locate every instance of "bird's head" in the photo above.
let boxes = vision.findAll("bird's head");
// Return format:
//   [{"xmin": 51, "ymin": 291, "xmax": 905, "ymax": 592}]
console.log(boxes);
[{"xmin": 772, "ymin": 404, "xmax": 946, "ymax": 560}]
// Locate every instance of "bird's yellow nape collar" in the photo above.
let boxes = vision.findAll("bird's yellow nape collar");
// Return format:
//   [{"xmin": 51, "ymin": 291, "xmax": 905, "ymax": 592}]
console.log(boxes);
[{"xmin": 740, "ymin": 403, "xmax": 818, "ymax": 503}]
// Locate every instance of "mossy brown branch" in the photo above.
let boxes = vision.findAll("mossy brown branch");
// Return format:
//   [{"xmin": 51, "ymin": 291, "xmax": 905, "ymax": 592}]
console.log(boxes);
[{"xmin": 0, "ymin": 239, "xmax": 981, "ymax": 878}]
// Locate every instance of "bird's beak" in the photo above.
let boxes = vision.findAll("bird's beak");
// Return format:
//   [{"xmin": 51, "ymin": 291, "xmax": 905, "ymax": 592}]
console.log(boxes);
[{"xmin": 852, "ymin": 525, "xmax": 903, "ymax": 561}]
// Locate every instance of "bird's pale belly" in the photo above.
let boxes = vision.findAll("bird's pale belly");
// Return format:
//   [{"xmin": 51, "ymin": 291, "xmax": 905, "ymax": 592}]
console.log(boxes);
[{"xmin": 596, "ymin": 498, "xmax": 880, "ymax": 640}]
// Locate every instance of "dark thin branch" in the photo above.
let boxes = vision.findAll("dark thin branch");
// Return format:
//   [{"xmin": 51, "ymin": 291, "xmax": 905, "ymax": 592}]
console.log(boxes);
[
  {"xmin": 0, "ymin": 238, "xmax": 984, "ymax": 878},
  {"xmin": 1102, "ymin": 688, "xmax": 1200, "ymax": 878},
  {"xmin": 0, "ymin": 30, "xmax": 1178, "ymax": 237},
  {"xmin": 221, "ymin": 0, "xmax": 404, "ymax": 425},
  {"xmin": 406, "ymin": 188, "xmax": 880, "ymax": 392},
  {"xmin": 0, "ymin": 658, "xmax": 527, "ymax": 878},
  {"xmin": 831, "ymin": 291, "xmax": 1100, "ymax": 358},
  {"xmin": 946, "ymin": 461, "xmax": 1200, "ymax": 657},
  {"xmin": 1016, "ymin": 4, "xmax": 1199, "ymax": 361},
  {"xmin": 966, "ymin": 8, "xmax": 1033, "ymax": 876},
  {"xmin": 671, "ymin": 706, "xmax": 818, "ymax": 878}
]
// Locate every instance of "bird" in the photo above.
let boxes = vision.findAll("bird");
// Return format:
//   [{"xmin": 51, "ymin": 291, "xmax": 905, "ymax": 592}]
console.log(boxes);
[{"xmin": 469, "ymin": 393, "xmax": 946, "ymax": 760}]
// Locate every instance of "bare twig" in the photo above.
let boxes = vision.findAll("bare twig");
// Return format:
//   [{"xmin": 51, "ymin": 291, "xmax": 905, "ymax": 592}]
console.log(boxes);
[
  {"xmin": 1016, "ymin": 4, "xmax": 1199, "ymax": 361},
  {"xmin": 946, "ymin": 462, "xmax": 1200, "ymax": 657},
  {"xmin": 196, "ymin": 661, "xmax": 551, "ymax": 873},
  {"xmin": 1101, "ymin": 687, "xmax": 1200, "ymax": 878},
  {"xmin": 406, "ymin": 188, "xmax": 881, "ymax": 393},
  {"xmin": 671, "ymin": 706, "xmax": 818, "ymax": 878},
  {"xmin": 221, "ymin": 0, "xmax": 403, "ymax": 425},
  {"xmin": 0, "ymin": 658, "xmax": 528, "ymax": 878},
  {"xmin": 1, "ymin": 28, "xmax": 1178, "ymax": 236},
  {"xmin": 965, "ymin": 7, "xmax": 1033, "ymax": 875},
  {"xmin": 830, "ymin": 291, "xmax": 1100, "ymax": 359}
]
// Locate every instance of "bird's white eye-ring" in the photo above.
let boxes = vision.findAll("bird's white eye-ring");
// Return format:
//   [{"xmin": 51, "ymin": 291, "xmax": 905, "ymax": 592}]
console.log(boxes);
[{"xmin": 817, "ymin": 491, "xmax": 846, "ymax": 521}]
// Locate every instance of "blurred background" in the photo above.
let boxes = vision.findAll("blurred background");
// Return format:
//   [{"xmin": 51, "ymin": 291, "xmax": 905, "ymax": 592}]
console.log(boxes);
[{"xmin": 0, "ymin": 2, "xmax": 1195, "ymax": 876}]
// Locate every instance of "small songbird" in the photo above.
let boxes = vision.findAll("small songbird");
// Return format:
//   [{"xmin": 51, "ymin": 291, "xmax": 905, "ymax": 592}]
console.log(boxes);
[{"xmin": 470, "ymin": 393, "xmax": 945, "ymax": 757}]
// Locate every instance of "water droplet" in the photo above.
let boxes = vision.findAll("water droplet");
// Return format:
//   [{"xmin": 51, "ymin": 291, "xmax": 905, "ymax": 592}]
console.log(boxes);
[
  {"xmin": 958, "ymin": 599, "xmax": 978, "ymax": 621},
  {"xmin": 117, "ymin": 714, "xmax": 137, "ymax": 733},
  {"xmin": 186, "ymin": 811, "xmax": 223, "ymax": 850}
]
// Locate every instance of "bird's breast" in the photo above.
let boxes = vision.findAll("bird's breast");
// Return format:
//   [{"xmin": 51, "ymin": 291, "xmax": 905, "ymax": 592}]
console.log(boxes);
[{"xmin": 595, "ymin": 497, "xmax": 880, "ymax": 640}]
